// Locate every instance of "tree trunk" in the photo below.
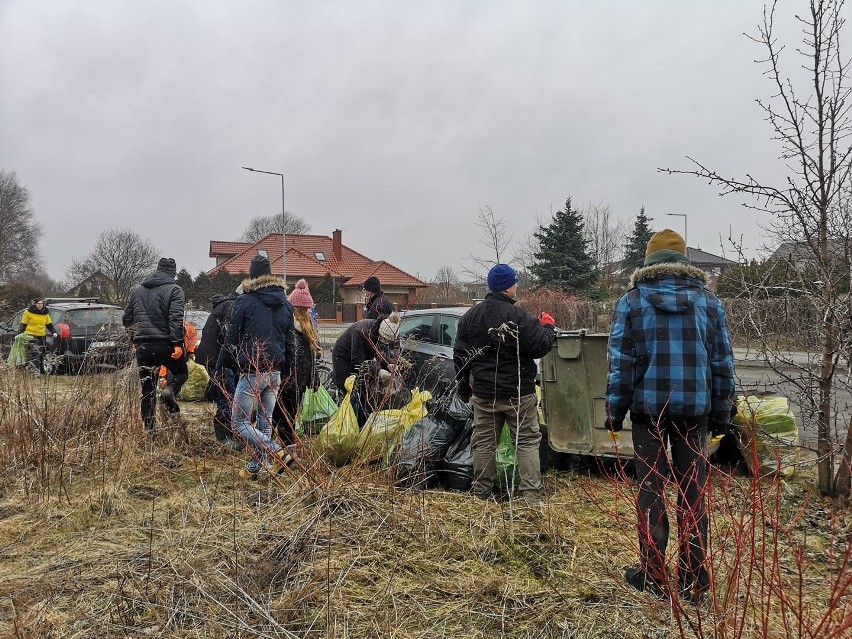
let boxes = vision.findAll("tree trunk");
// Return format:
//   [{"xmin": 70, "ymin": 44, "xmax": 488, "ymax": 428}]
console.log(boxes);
[
  {"xmin": 818, "ymin": 332, "xmax": 835, "ymax": 496},
  {"xmin": 834, "ymin": 413, "xmax": 852, "ymax": 497}
]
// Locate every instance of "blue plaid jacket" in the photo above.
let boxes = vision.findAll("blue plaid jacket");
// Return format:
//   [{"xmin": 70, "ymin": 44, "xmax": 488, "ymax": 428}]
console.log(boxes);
[{"xmin": 605, "ymin": 262, "xmax": 735, "ymax": 424}]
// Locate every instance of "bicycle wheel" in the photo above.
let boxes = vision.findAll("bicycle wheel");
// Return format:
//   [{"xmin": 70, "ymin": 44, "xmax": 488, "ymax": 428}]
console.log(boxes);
[{"xmin": 315, "ymin": 361, "xmax": 340, "ymax": 402}]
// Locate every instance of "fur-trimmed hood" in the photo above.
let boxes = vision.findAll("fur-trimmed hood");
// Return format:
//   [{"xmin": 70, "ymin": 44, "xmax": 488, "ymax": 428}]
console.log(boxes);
[
  {"xmin": 629, "ymin": 262, "xmax": 709, "ymax": 314},
  {"xmin": 241, "ymin": 274, "xmax": 287, "ymax": 294}
]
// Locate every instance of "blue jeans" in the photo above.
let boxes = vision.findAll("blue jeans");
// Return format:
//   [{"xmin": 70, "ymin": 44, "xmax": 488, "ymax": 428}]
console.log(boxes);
[{"xmin": 232, "ymin": 371, "xmax": 282, "ymax": 471}]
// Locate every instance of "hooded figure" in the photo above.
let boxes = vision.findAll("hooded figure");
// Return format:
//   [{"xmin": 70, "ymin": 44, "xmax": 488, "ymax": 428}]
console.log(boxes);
[
  {"xmin": 605, "ymin": 229, "xmax": 735, "ymax": 601},
  {"xmin": 123, "ymin": 257, "xmax": 187, "ymax": 430},
  {"xmin": 197, "ymin": 292, "xmax": 240, "ymax": 448},
  {"xmin": 363, "ymin": 276, "xmax": 394, "ymax": 319},
  {"xmin": 224, "ymin": 268, "xmax": 296, "ymax": 478}
]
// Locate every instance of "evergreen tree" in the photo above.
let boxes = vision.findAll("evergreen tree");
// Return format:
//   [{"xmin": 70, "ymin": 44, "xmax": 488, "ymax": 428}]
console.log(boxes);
[
  {"xmin": 176, "ymin": 268, "xmax": 194, "ymax": 304},
  {"xmin": 530, "ymin": 197, "xmax": 598, "ymax": 294},
  {"xmin": 311, "ymin": 272, "xmax": 341, "ymax": 303},
  {"xmin": 623, "ymin": 206, "xmax": 655, "ymax": 271}
]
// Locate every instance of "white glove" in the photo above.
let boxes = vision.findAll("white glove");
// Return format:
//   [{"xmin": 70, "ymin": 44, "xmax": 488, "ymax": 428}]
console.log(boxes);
[{"xmin": 52, "ymin": 333, "xmax": 58, "ymax": 338}]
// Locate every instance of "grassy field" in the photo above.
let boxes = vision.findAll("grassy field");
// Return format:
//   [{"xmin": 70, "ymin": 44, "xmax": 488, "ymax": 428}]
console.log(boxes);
[{"xmin": 0, "ymin": 366, "xmax": 849, "ymax": 638}]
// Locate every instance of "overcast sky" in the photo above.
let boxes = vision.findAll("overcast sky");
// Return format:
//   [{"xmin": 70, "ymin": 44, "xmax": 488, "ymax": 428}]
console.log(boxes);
[{"xmin": 2, "ymin": 1, "xmax": 802, "ymax": 283}]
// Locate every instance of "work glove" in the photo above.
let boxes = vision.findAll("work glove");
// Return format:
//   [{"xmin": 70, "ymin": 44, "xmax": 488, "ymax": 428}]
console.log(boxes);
[
  {"xmin": 171, "ymin": 346, "xmax": 184, "ymax": 360},
  {"xmin": 604, "ymin": 415, "xmax": 624, "ymax": 433},
  {"xmin": 709, "ymin": 420, "xmax": 732, "ymax": 437},
  {"xmin": 52, "ymin": 333, "xmax": 58, "ymax": 338},
  {"xmin": 539, "ymin": 311, "xmax": 556, "ymax": 327}
]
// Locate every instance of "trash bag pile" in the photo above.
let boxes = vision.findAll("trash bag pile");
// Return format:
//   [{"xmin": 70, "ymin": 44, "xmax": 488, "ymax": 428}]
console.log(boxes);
[
  {"xmin": 314, "ymin": 375, "xmax": 432, "ymax": 466},
  {"xmin": 734, "ymin": 394, "xmax": 800, "ymax": 478}
]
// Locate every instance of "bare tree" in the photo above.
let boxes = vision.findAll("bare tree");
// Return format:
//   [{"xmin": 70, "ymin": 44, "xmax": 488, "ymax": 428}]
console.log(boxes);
[
  {"xmin": 580, "ymin": 201, "xmax": 628, "ymax": 287},
  {"xmin": 67, "ymin": 228, "xmax": 161, "ymax": 305},
  {"xmin": 240, "ymin": 212, "xmax": 311, "ymax": 242},
  {"xmin": 462, "ymin": 205, "xmax": 513, "ymax": 282},
  {"xmin": 0, "ymin": 171, "xmax": 43, "ymax": 282},
  {"xmin": 433, "ymin": 266, "xmax": 467, "ymax": 303},
  {"xmin": 661, "ymin": 0, "xmax": 852, "ymax": 496}
]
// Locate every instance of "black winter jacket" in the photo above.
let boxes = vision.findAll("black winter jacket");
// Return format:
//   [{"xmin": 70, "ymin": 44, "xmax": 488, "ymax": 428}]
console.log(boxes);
[
  {"xmin": 196, "ymin": 293, "xmax": 236, "ymax": 371},
  {"xmin": 364, "ymin": 291, "xmax": 394, "ymax": 319},
  {"xmin": 331, "ymin": 317, "xmax": 388, "ymax": 384},
  {"xmin": 284, "ymin": 318, "xmax": 317, "ymax": 391},
  {"xmin": 122, "ymin": 270, "xmax": 185, "ymax": 346},
  {"xmin": 453, "ymin": 291, "xmax": 555, "ymax": 399},
  {"xmin": 223, "ymin": 275, "xmax": 295, "ymax": 373}
]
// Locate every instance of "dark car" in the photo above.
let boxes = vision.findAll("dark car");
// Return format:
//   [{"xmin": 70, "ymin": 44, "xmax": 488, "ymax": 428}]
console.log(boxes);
[
  {"xmin": 397, "ymin": 307, "xmax": 467, "ymax": 395},
  {"xmin": 0, "ymin": 298, "xmax": 131, "ymax": 374}
]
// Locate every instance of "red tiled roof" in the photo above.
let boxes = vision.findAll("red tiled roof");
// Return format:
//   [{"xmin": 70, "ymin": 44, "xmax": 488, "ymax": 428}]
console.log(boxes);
[
  {"xmin": 209, "ymin": 240, "xmax": 251, "ymax": 258},
  {"xmin": 208, "ymin": 233, "xmax": 426, "ymax": 288}
]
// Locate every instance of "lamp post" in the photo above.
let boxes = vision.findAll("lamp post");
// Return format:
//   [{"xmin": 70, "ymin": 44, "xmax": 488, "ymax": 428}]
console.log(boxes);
[
  {"xmin": 666, "ymin": 213, "xmax": 688, "ymax": 249},
  {"xmin": 242, "ymin": 166, "xmax": 286, "ymax": 281}
]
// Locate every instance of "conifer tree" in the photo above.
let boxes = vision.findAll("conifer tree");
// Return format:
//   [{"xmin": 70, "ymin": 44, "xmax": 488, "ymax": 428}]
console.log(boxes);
[
  {"xmin": 623, "ymin": 206, "xmax": 655, "ymax": 271},
  {"xmin": 530, "ymin": 197, "xmax": 598, "ymax": 294}
]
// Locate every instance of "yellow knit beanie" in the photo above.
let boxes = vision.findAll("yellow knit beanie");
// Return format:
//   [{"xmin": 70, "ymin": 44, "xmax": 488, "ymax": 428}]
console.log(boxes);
[{"xmin": 645, "ymin": 229, "xmax": 686, "ymax": 257}]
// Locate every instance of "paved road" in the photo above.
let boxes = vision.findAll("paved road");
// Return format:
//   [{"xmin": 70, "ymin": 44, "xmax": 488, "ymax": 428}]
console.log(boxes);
[{"xmin": 733, "ymin": 348, "xmax": 852, "ymax": 444}]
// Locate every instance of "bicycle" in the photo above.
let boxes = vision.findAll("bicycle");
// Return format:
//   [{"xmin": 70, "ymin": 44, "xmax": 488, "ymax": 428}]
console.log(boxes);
[{"xmin": 315, "ymin": 359, "xmax": 340, "ymax": 402}]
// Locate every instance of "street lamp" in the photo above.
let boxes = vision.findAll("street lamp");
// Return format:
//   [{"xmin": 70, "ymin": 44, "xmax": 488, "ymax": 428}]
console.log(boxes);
[
  {"xmin": 666, "ymin": 213, "xmax": 688, "ymax": 249},
  {"xmin": 242, "ymin": 166, "xmax": 286, "ymax": 281}
]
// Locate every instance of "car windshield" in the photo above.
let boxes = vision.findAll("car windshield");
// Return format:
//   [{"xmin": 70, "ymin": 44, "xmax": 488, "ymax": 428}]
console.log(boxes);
[{"xmin": 65, "ymin": 308, "xmax": 123, "ymax": 329}]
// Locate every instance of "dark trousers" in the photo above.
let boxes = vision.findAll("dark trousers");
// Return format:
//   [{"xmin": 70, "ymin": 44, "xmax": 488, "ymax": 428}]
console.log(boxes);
[
  {"xmin": 631, "ymin": 413, "xmax": 709, "ymax": 590},
  {"xmin": 272, "ymin": 385, "xmax": 303, "ymax": 446},
  {"xmin": 210, "ymin": 368, "xmax": 236, "ymax": 440},
  {"xmin": 135, "ymin": 343, "xmax": 188, "ymax": 429}
]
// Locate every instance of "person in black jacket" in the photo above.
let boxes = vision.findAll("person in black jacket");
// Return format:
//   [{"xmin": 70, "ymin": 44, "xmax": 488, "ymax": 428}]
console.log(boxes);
[
  {"xmin": 122, "ymin": 257, "xmax": 187, "ymax": 431},
  {"xmin": 196, "ymin": 291, "xmax": 241, "ymax": 448},
  {"xmin": 273, "ymin": 279, "xmax": 321, "ymax": 445},
  {"xmin": 331, "ymin": 312, "xmax": 400, "ymax": 426},
  {"xmin": 453, "ymin": 263, "xmax": 556, "ymax": 505},
  {"xmin": 363, "ymin": 276, "xmax": 394, "ymax": 319},
  {"xmin": 222, "ymin": 255, "xmax": 295, "ymax": 478},
  {"xmin": 331, "ymin": 313, "xmax": 399, "ymax": 390}
]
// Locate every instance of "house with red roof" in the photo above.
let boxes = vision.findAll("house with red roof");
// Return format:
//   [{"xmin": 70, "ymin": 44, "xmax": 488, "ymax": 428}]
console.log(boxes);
[{"xmin": 208, "ymin": 229, "xmax": 427, "ymax": 306}]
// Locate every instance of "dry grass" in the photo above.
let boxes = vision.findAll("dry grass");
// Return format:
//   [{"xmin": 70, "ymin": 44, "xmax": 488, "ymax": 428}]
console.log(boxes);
[{"xmin": 0, "ymin": 365, "xmax": 849, "ymax": 638}]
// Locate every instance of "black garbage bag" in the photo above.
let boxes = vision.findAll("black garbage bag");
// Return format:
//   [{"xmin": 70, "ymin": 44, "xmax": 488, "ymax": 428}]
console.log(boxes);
[
  {"xmin": 440, "ymin": 419, "xmax": 474, "ymax": 491},
  {"xmin": 434, "ymin": 392, "xmax": 473, "ymax": 428},
  {"xmin": 395, "ymin": 415, "xmax": 462, "ymax": 489}
]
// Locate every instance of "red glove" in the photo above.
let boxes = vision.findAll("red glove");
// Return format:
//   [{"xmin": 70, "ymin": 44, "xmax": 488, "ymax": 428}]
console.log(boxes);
[
  {"xmin": 539, "ymin": 312, "xmax": 555, "ymax": 327},
  {"xmin": 171, "ymin": 346, "xmax": 184, "ymax": 360}
]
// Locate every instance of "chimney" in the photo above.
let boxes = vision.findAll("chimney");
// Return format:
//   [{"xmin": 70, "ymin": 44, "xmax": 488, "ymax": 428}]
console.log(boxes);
[{"xmin": 332, "ymin": 229, "xmax": 342, "ymax": 261}]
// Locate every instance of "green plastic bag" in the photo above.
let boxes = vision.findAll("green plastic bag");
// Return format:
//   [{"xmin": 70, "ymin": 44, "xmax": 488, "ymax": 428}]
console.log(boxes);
[
  {"xmin": 7, "ymin": 333, "xmax": 33, "ymax": 367},
  {"xmin": 494, "ymin": 422, "xmax": 520, "ymax": 493},
  {"xmin": 734, "ymin": 395, "xmax": 800, "ymax": 478},
  {"xmin": 179, "ymin": 360, "xmax": 209, "ymax": 402},
  {"xmin": 316, "ymin": 375, "xmax": 359, "ymax": 466},
  {"xmin": 296, "ymin": 385, "xmax": 339, "ymax": 435}
]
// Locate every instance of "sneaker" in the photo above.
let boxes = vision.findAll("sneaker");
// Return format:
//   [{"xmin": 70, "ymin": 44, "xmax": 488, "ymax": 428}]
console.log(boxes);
[{"xmin": 624, "ymin": 566, "xmax": 667, "ymax": 599}]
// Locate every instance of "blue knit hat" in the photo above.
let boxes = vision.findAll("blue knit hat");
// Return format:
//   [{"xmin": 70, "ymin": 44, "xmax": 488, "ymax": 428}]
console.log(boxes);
[{"xmin": 487, "ymin": 263, "xmax": 519, "ymax": 292}]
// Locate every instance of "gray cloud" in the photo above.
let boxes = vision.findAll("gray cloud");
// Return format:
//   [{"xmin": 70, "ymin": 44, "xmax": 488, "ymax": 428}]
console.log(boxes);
[{"xmin": 1, "ymin": 1, "xmax": 797, "ymax": 282}]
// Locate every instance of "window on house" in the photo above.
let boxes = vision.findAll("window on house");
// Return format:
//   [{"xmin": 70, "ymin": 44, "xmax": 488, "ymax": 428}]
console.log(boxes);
[
  {"xmin": 315, "ymin": 252, "xmax": 326, "ymax": 261},
  {"xmin": 257, "ymin": 249, "xmax": 268, "ymax": 258}
]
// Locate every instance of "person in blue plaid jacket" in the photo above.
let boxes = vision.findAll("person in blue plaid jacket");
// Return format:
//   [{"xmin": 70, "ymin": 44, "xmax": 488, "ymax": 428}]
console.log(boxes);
[{"xmin": 605, "ymin": 229, "xmax": 735, "ymax": 602}]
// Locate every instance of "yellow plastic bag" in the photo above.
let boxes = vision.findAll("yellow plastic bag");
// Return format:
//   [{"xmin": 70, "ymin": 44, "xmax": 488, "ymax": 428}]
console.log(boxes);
[
  {"xmin": 316, "ymin": 375, "xmax": 359, "ymax": 466},
  {"xmin": 734, "ymin": 395, "xmax": 800, "ymax": 478},
  {"xmin": 179, "ymin": 360, "xmax": 209, "ymax": 401},
  {"xmin": 357, "ymin": 389, "xmax": 432, "ymax": 463}
]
